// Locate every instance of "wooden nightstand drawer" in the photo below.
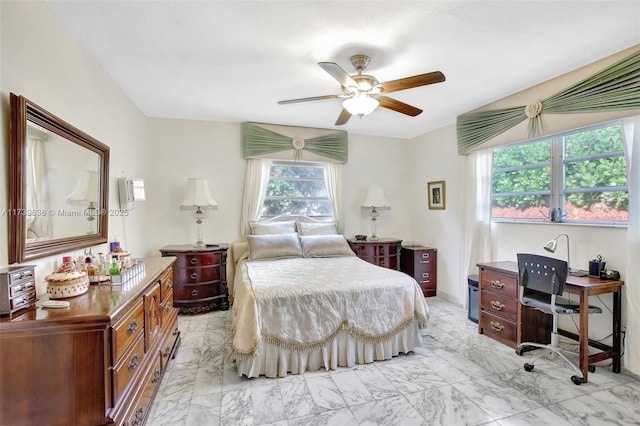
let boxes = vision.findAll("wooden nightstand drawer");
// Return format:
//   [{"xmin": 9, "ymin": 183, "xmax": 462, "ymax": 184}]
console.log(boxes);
[
  {"xmin": 347, "ymin": 238, "xmax": 402, "ymax": 270},
  {"xmin": 173, "ymin": 283, "xmax": 221, "ymax": 301},
  {"xmin": 173, "ymin": 252, "xmax": 221, "ymax": 268},
  {"xmin": 174, "ymin": 266, "xmax": 220, "ymax": 284}
]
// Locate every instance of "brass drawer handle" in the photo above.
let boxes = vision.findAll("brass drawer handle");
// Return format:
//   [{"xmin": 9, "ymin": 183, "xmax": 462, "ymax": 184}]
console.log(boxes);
[
  {"xmin": 152, "ymin": 369, "xmax": 161, "ymax": 384},
  {"xmin": 127, "ymin": 319, "xmax": 138, "ymax": 335},
  {"xmin": 128, "ymin": 353, "xmax": 140, "ymax": 370},
  {"xmin": 422, "ymin": 272, "xmax": 430, "ymax": 278},
  {"xmin": 422, "ymin": 253, "xmax": 430, "ymax": 259},
  {"xmin": 490, "ymin": 321, "xmax": 504, "ymax": 332},
  {"xmin": 190, "ymin": 257, "xmax": 197, "ymax": 265},
  {"xmin": 491, "ymin": 300, "xmax": 505, "ymax": 311},
  {"xmin": 190, "ymin": 272, "xmax": 198, "ymax": 280},
  {"xmin": 133, "ymin": 408, "xmax": 145, "ymax": 425},
  {"xmin": 173, "ymin": 327, "xmax": 179, "ymax": 336},
  {"xmin": 191, "ymin": 288, "xmax": 199, "ymax": 297},
  {"xmin": 491, "ymin": 280, "xmax": 505, "ymax": 289},
  {"xmin": 419, "ymin": 260, "xmax": 430, "ymax": 264},
  {"xmin": 164, "ymin": 347, "xmax": 171, "ymax": 358},
  {"xmin": 165, "ymin": 279, "xmax": 172, "ymax": 288}
]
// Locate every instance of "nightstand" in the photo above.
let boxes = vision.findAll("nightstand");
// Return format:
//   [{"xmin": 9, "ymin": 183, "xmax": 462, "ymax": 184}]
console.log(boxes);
[
  {"xmin": 159, "ymin": 244, "xmax": 229, "ymax": 314},
  {"xmin": 401, "ymin": 246, "xmax": 437, "ymax": 297},
  {"xmin": 347, "ymin": 238, "xmax": 402, "ymax": 270}
]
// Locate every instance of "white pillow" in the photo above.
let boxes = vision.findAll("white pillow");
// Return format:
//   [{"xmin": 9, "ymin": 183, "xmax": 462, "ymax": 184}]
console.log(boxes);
[
  {"xmin": 299, "ymin": 235, "xmax": 355, "ymax": 258},
  {"xmin": 297, "ymin": 221, "xmax": 338, "ymax": 236},
  {"xmin": 247, "ymin": 233, "xmax": 303, "ymax": 260},
  {"xmin": 250, "ymin": 220, "xmax": 297, "ymax": 235}
]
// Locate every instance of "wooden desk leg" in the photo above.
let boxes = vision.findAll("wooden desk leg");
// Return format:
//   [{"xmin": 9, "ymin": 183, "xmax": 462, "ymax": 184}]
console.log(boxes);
[
  {"xmin": 613, "ymin": 286, "xmax": 622, "ymax": 373},
  {"xmin": 579, "ymin": 290, "xmax": 589, "ymax": 382}
]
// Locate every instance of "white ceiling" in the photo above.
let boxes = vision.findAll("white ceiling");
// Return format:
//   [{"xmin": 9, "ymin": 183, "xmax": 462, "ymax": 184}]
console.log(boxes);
[{"xmin": 43, "ymin": 1, "xmax": 640, "ymax": 139}]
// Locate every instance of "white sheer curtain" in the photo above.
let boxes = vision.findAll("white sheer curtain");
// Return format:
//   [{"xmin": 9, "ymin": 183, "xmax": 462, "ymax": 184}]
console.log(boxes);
[
  {"xmin": 460, "ymin": 148, "xmax": 494, "ymax": 307},
  {"xmin": 323, "ymin": 162, "xmax": 343, "ymax": 233},
  {"xmin": 239, "ymin": 158, "xmax": 272, "ymax": 238},
  {"xmin": 622, "ymin": 115, "xmax": 640, "ymax": 375},
  {"xmin": 26, "ymin": 136, "xmax": 51, "ymax": 240}
]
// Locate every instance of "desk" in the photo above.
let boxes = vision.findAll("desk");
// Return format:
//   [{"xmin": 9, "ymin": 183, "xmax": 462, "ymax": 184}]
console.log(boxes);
[{"xmin": 477, "ymin": 261, "xmax": 623, "ymax": 383}]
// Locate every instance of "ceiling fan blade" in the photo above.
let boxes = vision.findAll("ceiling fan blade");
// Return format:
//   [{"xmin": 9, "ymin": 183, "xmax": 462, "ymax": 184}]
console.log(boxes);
[
  {"xmin": 318, "ymin": 62, "xmax": 359, "ymax": 88},
  {"xmin": 378, "ymin": 71, "xmax": 445, "ymax": 93},
  {"xmin": 377, "ymin": 96, "xmax": 423, "ymax": 116},
  {"xmin": 335, "ymin": 108, "xmax": 351, "ymax": 126},
  {"xmin": 278, "ymin": 94, "xmax": 341, "ymax": 104}
]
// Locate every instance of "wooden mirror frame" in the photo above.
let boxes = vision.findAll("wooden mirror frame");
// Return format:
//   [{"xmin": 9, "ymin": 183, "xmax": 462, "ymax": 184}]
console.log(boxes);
[{"xmin": 9, "ymin": 94, "xmax": 109, "ymax": 263}]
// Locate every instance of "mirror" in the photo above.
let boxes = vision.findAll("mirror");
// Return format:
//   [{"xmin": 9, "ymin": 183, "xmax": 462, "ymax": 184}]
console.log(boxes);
[{"xmin": 9, "ymin": 93, "xmax": 109, "ymax": 263}]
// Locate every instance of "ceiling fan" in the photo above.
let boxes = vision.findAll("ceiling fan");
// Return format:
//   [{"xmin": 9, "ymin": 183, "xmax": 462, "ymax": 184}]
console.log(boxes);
[{"xmin": 278, "ymin": 54, "xmax": 445, "ymax": 126}]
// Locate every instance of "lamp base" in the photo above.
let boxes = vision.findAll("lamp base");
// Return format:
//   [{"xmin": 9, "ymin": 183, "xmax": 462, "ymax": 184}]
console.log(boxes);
[
  {"xmin": 369, "ymin": 235, "xmax": 379, "ymax": 241},
  {"xmin": 193, "ymin": 240, "xmax": 206, "ymax": 249}
]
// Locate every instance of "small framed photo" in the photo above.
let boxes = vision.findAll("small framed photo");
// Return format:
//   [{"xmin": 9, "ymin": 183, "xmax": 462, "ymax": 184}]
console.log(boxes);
[{"xmin": 428, "ymin": 180, "xmax": 446, "ymax": 210}]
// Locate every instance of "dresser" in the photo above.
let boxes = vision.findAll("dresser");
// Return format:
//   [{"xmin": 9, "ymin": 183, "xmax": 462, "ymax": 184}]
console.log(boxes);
[
  {"xmin": 159, "ymin": 244, "xmax": 229, "ymax": 314},
  {"xmin": 477, "ymin": 261, "xmax": 551, "ymax": 348},
  {"xmin": 0, "ymin": 257, "xmax": 180, "ymax": 426},
  {"xmin": 0, "ymin": 264, "xmax": 36, "ymax": 317},
  {"xmin": 400, "ymin": 246, "xmax": 437, "ymax": 297},
  {"xmin": 347, "ymin": 238, "xmax": 402, "ymax": 270}
]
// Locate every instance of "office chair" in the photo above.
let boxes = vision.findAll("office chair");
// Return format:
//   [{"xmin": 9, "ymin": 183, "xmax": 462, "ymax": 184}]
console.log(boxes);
[{"xmin": 515, "ymin": 253, "xmax": 602, "ymax": 385}]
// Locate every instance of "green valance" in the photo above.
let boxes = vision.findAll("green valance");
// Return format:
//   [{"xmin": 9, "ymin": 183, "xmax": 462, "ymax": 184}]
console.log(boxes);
[
  {"xmin": 242, "ymin": 123, "xmax": 348, "ymax": 163},
  {"xmin": 457, "ymin": 47, "xmax": 640, "ymax": 155}
]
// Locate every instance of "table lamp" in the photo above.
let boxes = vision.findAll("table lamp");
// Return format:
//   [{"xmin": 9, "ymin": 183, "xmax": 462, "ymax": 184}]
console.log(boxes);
[
  {"xmin": 362, "ymin": 184, "xmax": 390, "ymax": 241},
  {"xmin": 66, "ymin": 170, "xmax": 99, "ymax": 234},
  {"xmin": 180, "ymin": 178, "xmax": 218, "ymax": 248}
]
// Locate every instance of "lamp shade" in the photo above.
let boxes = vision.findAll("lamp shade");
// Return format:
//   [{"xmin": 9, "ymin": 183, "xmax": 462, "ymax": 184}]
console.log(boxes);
[
  {"xmin": 67, "ymin": 170, "xmax": 99, "ymax": 204},
  {"xmin": 544, "ymin": 239, "xmax": 558, "ymax": 253},
  {"xmin": 362, "ymin": 184, "xmax": 390, "ymax": 209},
  {"xmin": 343, "ymin": 93, "xmax": 379, "ymax": 116},
  {"xmin": 180, "ymin": 178, "xmax": 218, "ymax": 209}
]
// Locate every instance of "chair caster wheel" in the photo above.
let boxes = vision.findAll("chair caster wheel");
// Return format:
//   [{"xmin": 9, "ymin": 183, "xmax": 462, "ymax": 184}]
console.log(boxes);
[
  {"xmin": 524, "ymin": 363, "xmax": 534, "ymax": 372},
  {"xmin": 515, "ymin": 347, "xmax": 524, "ymax": 356},
  {"xmin": 588, "ymin": 364, "xmax": 596, "ymax": 373},
  {"xmin": 571, "ymin": 375, "xmax": 584, "ymax": 385}
]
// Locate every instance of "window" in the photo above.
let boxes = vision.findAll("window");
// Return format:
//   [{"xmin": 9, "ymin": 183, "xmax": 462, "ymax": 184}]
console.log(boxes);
[
  {"xmin": 491, "ymin": 122, "xmax": 628, "ymax": 224},
  {"xmin": 260, "ymin": 161, "xmax": 333, "ymax": 218}
]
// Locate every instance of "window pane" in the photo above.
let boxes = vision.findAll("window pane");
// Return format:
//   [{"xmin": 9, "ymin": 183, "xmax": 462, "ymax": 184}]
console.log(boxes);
[
  {"xmin": 491, "ymin": 195, "xmax": 550, "ymax": 219},
  {"xmin": 265, "ymin": 180, "xmax": 327, "ymax": 197},
  {"xmin": 262, "ymin": 199, "xmax": 333, "ymax": 217},
  {"xmin": 492, "ymin": 166, "xmax": 551, "ymax": 194},
  {"xmin": 565, "ymin": 191, "xmax": 628, "ymax": 222},
  {"xmin": 565, "ymin": 124, "xmax": 624, "ymax": 158},
  {"xmin": 493, "ymin": 140, "xmax": 550, "ymax": 167},
  {"xmin": 565, "ymin": 157, "xmax": 627, "ymax": 189},
  {"xmin": 261, "ymin": 161, "xmax": 332, "ymax": 219}
]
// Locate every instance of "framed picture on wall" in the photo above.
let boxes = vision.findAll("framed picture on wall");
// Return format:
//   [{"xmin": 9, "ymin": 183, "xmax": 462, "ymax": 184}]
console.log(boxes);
[{"xmin": 428, "ymin": 180, "xmax": 446, "ymax": 210}]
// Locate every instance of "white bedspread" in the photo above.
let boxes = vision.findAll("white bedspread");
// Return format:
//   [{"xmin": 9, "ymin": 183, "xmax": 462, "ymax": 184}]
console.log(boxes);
[{"xmin": 230, "ymin": 256, "xmax": 429, "ymax": 361}]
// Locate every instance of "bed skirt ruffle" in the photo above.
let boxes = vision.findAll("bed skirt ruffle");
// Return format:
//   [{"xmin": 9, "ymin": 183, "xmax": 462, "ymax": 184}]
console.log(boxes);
[{"xmin": 233, "ymin": 319, "xmax": 422, "ymax": 378}]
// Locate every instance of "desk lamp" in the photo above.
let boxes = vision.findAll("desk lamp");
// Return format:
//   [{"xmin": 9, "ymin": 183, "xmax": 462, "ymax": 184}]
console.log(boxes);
[
  {"xmin": 543, "ymin": 233, "xmax": 586, "ymax": 276},
  {"xmin": 181, "ymin": 178, "xmax": 218, "ymax": 248}
]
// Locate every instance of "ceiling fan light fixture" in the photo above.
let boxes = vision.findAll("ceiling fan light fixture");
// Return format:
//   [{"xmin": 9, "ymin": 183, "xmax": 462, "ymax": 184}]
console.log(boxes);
[{"xmin": 343, "ymin": 93, "xmax": 379, "ymax": 117}]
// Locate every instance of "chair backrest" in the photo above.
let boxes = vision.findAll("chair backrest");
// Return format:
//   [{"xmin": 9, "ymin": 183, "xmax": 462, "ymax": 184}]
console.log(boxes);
[{"xmin": 517, "ymin": 253, "xmax": 568, "ymax": 296}]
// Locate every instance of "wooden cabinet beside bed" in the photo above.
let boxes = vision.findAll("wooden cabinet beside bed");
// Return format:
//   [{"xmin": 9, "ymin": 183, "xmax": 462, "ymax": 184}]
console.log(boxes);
[
  {"xmin": 347, "ymin": 238, "xmax": 402, "ymax": 270},
  {"xmin": 160, "ymin": 244, "xmax": 229, "ymax": 314},
  {"xmin": 0, "ymin": 257, "xmax": 180, "ymax": 426}
]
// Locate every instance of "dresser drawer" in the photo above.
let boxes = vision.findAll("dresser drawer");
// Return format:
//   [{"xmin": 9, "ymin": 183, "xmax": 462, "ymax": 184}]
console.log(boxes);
[
  {"xmin": 9, "ymin": 279, "xmax": 35, "ymax": 297},
  {"xmin": 159, "ymin": 270, "xmax": 174, "ymax": 301},
  {"xmin": 172, "ymin": 252, "xmax": 221, "ymax": 268},
  {"xmin": 126, "ymin": 352, "xmax": 162, "ymax": 426},
  {"xmin": 480, "ymin": 269, "xmax": 518, "ymax": 299},
  {"xmin": 479, "ymin": 311, "xmax": 517, "ymax": 345},
  {"xmin": 480, "ymin": 290, "xmax": 518, "ymax": 321},
  {"xmin": 112, "ymin": 332, "xmax": 145, "ymax": 404},
  {"xmin": 112, "ymin": 301, "xmax": 145, "ymax": 363},
  {"xmin": 174, "ymin": 267, "xmax": 220, "ymax": 284}
]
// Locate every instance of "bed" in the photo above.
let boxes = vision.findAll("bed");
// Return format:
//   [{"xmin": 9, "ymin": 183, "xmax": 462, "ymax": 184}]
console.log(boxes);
[{"xmin": 227, "ymin": 216, "xmax": 430, "ymax": 378}]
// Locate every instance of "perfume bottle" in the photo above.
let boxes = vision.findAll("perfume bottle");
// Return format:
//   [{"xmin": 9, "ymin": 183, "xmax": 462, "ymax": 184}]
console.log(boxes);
[{"xmin": 109, "ymin": 256, "xmax": 120, "ymax": 276}]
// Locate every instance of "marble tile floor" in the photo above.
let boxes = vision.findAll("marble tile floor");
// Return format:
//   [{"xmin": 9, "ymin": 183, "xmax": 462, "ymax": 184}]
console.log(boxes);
[{"xmin": 147, "ymin": 297, "xmax": 640, "ymax": 426}]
